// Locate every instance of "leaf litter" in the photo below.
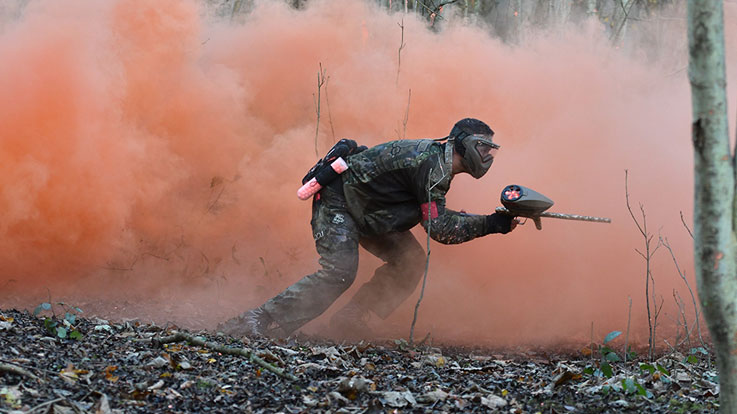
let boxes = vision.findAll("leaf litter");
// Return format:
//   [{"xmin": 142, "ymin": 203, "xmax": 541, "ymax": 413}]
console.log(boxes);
[{"xmin": 0, "ymin": 309, "xmax": 718, "ymax": 413}]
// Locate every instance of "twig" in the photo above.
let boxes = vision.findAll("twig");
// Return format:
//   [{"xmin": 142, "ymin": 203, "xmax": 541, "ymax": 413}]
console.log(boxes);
[
  {"xmin": 410, "ymin": 167, "xmax": 447, "ymax": 345},
  {"xmin": 313, "ymin": 63, "xmax": 328, "ymax": 157},
  {"xmin": 611, "ymin": 0, "xmax": 635, "ymax": 43},
  {"xmin": 27, "ymin": 398, "xmax": 64, "ymax": 413},
  {"xmin": 652, "ymin": 293, "xmax": 665, "ymax": 355},
  {"xmin": 417, "ymin": 331, "xmax": 432, "ymax": 346},
  {"xmin": 625, "ymin": 170, "xmax": 660, "ymax": 361},
  {"xmin": 663, "ymin": 338, "xmax": 678, "ymax": 355},
  {"xmin": 660, "ymin": 235, "xmax": 706, "ymax": 350},
  {"xmin": 153, "ymin": 332, "xmax": 298, "ymax": 381},
  {"xmin": 680, "ymin": 211, "xmax": 694, "ymax": 239},
  {"xmin": 402, "ymin": 89, "xmax": 411, "ymax": 139},
  {"xmin": 396, "ymin": 19, "xmax": 406, "ymax": 86},
  {"xmin": 410, "ymin": 168, "xmax": 434, "ymax": 346},
  {"xmin": 324, "ymin": 75, "xmax": 336, "ymax": 143},
  {"xmin": 624, "ymin": 296, "xmax": 632, "ymax": 364},
  {"xmin": 673, "ymin": 289, "xmax": 691, "ymax": 349},
  {"xmin": 396, "ymin": 89, "xmax": 412, "ymax": 139},
  {"xmin": 664, "ymin": 303, "xmax": 683, "ymax": 347},
  {"xmin": 0, "ymin": 362, "xmax": 41, "ymax": 381}
]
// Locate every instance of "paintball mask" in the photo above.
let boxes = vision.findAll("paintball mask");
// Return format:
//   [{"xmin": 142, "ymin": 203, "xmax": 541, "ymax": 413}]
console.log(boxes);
[{"xmin": 457, "ymin": 133, "xmax": 499, "ymax": 178}]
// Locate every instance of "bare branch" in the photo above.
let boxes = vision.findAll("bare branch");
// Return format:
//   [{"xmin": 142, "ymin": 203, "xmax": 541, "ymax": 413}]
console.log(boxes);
[
  {"xmin": 661, "ymin": 235, "xmax": 707, "ymax": 350},
  {"xmin": 0, "ymin": 362, "xmax": 41, "ymax": 381},
  {"xmin": 624, "ymin": 295, "xmax": 632, "ymax": 364},
  {"xmin": 154, "ymin": 332, "xmax": 298, "ymax": 381},
  {"xmin": 402, "ymin": 89, "xmax": 412, "ymax": 139},
  {"xmin": 680, "ymin": 211, "xmax": 694, "ymax": 239},
  {"xmin": 410, "ymin": 168, "xmax": 434, "ymax": 345},
  {"xmin": 324, "ymin": 76, "xmax": 336, "ymax": 143},
  {"xmin": 625, "ymin": 170, "xmax": 659, "ymax": 361},
  {"xmin": 396, "ymin": 19, "xmax": 406, "ymax": 86},
  {"xmin": 625, "ymin": 170, "xmax": 647, "ymax": 237},
  {"xmin": 673, "ymin": 289, "xmax": 692, "ymax": 349},
  {"xmin": 313, "ymin": 63, "xmax": 328, "ymax": 158},
  {"xmin": 611, "ymin": 0, "xmax": 635, "ymax": 43}
]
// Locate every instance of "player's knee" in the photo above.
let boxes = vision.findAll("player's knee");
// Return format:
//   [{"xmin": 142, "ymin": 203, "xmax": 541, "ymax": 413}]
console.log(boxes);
[
  {"xmin": 324, "ymin": 254, "xmax": 359, "ymax": 288},
  {"xmin": 401, "ymin": 244, "xmax": 426, "ymax": 277}
]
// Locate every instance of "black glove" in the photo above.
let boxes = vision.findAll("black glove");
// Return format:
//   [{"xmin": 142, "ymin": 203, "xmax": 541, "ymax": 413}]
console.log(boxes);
[{"xmin": 485, "ymin": 212, "xmax": 514, "ymax": 234}]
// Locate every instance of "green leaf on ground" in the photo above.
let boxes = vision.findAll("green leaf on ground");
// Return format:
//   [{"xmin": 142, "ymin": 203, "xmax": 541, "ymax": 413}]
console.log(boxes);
[
  {"xmin": 34, "ymin": 302, "xmax": 52, "ymax": 316},
  {"xmin": 635, "ymin": 382, "xmax": 652, "ymax": 398},
  {"xmin": 603, "ymin": 331, "xmax": 622, "ymax": 344},
  {"xmin": 605, "ymin": 352, "xmax": 621, "ymax": 362},
  {"xmin": 640, "ymin": 364, "xmax": 655, "ymax": 374},
  {"xmin": 622, "ymin": 377, "xmax": 636, "ymax": 394},
  {"xmin": 65, "ymin": 312, "xmax": 76, "ymax": 325},
  {"xmin": 601, "ymin": 362, "xmax": 613, "ymax": 378},
  {"xmin": 690, "ymin": 347, "xmax": 708, "ymax": 355}
]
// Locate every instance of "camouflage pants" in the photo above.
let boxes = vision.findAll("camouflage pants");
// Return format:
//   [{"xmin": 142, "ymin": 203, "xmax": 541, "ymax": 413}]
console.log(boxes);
[{"xmin": 262, "ymin": 185, "xmax": 426, "ymax": 335}]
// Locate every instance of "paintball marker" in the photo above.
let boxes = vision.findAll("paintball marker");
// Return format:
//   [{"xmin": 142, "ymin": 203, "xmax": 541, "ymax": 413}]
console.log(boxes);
[{"xmin": 496, "ymin": 184, "xmax": 611, "ymax": 230}]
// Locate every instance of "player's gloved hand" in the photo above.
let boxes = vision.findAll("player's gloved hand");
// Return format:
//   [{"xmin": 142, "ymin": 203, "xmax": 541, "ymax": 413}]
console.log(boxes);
[{"xmin": 485, "ymin": 212, "xmax": 519, "ymax": 234}]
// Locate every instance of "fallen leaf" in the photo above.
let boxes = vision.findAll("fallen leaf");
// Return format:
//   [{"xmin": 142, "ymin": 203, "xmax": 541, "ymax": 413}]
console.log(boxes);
[
  {"xmin": 0, "ymin": 386, "xmax": 22, "ymax": 408},
  {"xmin": 104, "ymin": 366, "xmax": 119, "ymax": 382},
  {"xmin": 381, "ymin": 391, "xmax": 416, "ymax": 407},
  {"xmin": 417, "ymin": 388, "xmax": 449, "ymax": 403},
  {"xmin": 328, "ymin": 391, "xmax": 350, "ymax": 405},
  {"xmin": 147, "ymin": 356, "xmax": 169, "ymax": 368},
  {"xmin": 481, "ymin": 394, "xmax": 507, "ymax": 409},
  {"xmin": 553, "ymin": 370, "xmax": 578, "ymax": 388},
  {"xmin": 95, "ymin": 394, "xmax": 112, "ymax": 414},
  {"xmin": 148, "ymin": 380, "xmax": 164, "ymax": 391}
]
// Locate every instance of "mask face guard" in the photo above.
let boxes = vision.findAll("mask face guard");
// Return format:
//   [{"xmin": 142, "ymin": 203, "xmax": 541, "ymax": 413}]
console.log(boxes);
[{"xmin": 461, "ymin": 134, "xmax": 499, "ymax": 178}]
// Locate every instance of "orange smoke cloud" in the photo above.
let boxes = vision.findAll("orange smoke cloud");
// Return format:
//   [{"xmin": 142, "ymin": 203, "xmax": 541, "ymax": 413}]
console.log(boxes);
[{"xmin": 1, "ymin": 0, "xmax": 735, "ymax": 346}]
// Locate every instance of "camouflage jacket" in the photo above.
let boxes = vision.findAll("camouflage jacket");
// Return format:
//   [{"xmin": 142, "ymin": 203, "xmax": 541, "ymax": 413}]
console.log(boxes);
[{"xmin": 342, "ymin": 139, "xmax": 491, "ymax": 244}]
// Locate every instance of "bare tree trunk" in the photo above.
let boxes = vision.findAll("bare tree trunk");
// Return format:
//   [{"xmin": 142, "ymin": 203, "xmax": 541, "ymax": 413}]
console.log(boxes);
[
  {"xmin": 548, "ymin": 0, "xmax": 572, "ymax": 30},
  {"xmin": 688, "ymin": 0, "xmax": 737, "ymax": 411},
  {"xmin": 587, "ymin": 0, "xmax": 598, "ymax": 16}
]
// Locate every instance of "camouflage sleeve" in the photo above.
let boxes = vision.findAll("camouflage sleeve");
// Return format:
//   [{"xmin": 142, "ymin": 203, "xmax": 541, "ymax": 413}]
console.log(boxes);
[
  {"xmin": 420, "ymin": 203, "xmax": 489, "ymax": 244},
  {"xmin": 412, "ymin": 153, "xmax": 491, "ymax": 244}
]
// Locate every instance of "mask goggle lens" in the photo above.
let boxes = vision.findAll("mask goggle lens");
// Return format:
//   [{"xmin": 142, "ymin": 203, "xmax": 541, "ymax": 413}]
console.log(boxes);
[{"xmin": 473, "ymin": 139, "xmax": 499, "ymax": 163}]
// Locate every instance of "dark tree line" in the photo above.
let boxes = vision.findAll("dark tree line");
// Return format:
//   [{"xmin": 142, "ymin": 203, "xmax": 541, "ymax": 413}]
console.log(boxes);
[{"xmin": 223, "ymin": 0, "xmax": 683, "ymax": 47}]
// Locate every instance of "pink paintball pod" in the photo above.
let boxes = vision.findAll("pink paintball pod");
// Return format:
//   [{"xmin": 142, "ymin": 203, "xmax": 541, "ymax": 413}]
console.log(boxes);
[{"xmin": 297, "ymin": 157, "xmax": 349, "ymax": 200}]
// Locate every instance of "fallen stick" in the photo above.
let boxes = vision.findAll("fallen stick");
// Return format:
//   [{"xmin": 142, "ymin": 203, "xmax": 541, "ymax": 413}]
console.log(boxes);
[
  {"xmin": 27, "ymin": 398, "xmax": 64, "ymax": 413},
  {"xmin": 0, "ymin": 362, "xmax": 41, "ymax": 382},
  {"xmin": 153, "ymin": 332, "xmax": 298, "ymax": 381}
]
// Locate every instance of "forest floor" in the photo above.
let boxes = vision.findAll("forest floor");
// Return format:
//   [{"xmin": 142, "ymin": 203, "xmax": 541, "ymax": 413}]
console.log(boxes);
[{"xmin": 0, "ymin": 307, "xmax": 718, "ymax": 413}]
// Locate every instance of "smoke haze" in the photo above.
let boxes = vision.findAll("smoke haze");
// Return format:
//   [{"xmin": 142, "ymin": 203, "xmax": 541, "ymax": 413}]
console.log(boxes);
[{"xmin": 1, "ymin": 0, "xmax": 735, "ymax": 346}]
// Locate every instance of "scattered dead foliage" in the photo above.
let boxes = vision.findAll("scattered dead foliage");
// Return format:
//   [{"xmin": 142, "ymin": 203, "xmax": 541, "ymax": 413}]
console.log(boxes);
[{"xmin": 0, "ymin": 309, "xmax": 718, "ymax": 413}]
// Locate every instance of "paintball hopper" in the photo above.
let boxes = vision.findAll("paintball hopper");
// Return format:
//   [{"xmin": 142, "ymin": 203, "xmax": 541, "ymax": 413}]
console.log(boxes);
[
  {"xmin": 496, "ymin": 184, "xmax": 611, "ymax": 230},
  {"xmin": 501, "ymin": 185, "xmax": 554, "ymax": 217}
]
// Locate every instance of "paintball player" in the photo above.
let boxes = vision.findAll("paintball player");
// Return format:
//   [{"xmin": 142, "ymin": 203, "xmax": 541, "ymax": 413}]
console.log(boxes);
[{"xmin": 218, "ymin": 118, "xmax": 518, "ymax": 338}]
